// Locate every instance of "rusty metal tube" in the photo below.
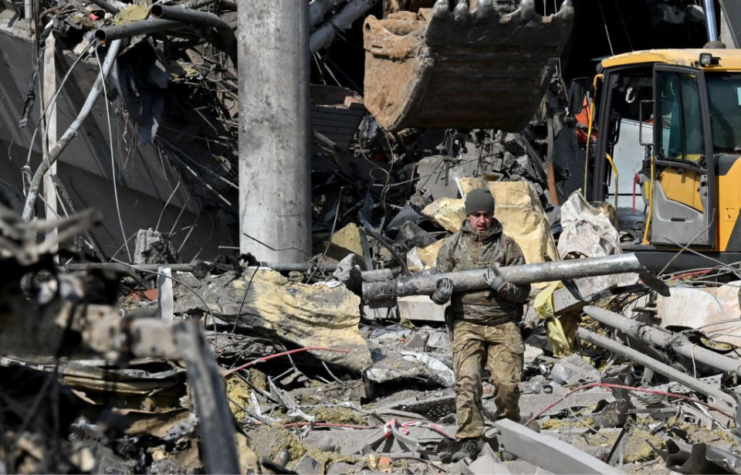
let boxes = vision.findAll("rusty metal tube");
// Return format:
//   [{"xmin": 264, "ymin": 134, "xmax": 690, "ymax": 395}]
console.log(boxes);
[
  {"xmin": 150, "ymin": 4, "xmax": 230, "ymax": 30},
  {"xmin": 95, "ymin": 19, "xmax": 186, "ymax": 43},
  {"xmin": 151, "ymin": 4, "xmax": 237, "ymax": 65},
  {"xmin": 88, "ymin": 0, "xmax": 120, "ymax": 15},
  {"xmin": 584, "ymin": 306, "xmax": 741, "ymax": 376},
  {"xmin": 577, "ymin": 327, "xmax": 736, "ymax": 407},
  {"xmin": 363, "ymin": 254, "xmax": 655, "ymax": 302}
]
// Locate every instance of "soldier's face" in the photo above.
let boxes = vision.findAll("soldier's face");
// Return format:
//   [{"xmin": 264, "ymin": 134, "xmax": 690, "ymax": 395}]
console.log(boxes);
[{"xmin": 467, "ymin": 211, "xmax": 493, "ymax": 232}]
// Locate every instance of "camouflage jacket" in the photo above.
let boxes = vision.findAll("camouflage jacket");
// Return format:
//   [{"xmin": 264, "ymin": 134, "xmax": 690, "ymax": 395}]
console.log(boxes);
[{"xmin": 435, "ymin": 219, "xmax": 530, "ymax": 324}]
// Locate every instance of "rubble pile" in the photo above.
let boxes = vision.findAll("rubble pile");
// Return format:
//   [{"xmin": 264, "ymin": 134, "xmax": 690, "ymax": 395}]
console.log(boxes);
[{"xmin": 1, "ymin": 183, "xmax": 741, "ymax": 474}]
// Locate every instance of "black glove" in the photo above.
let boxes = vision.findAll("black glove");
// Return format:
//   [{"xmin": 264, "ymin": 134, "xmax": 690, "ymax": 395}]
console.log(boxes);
[
  {"xmin": 431, "ymin": 277, "xmax": 454, "ymax": 305},
  {"xmin": 484, "ymin": 266, "xmax": 507, "ymax": 293}
]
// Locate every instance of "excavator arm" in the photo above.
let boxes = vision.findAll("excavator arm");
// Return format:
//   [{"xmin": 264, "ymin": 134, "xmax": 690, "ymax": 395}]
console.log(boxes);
[{"xmin": 364, "ymin": 0, "xmax": 574, "ymax": 132}]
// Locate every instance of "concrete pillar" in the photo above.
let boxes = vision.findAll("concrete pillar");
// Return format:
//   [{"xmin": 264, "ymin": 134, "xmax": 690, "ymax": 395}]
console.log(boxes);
[{"xmin": 238, "ymin": 1, "xmax": 312, "ymax": 263}]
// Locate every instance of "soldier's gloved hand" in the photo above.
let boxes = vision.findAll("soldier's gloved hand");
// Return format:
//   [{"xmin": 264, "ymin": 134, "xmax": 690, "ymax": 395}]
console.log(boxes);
[
  {"xmin": 484, "ymin": 266, "xmax": 507, "ymax": 293},
  {"xmin": 432, "ymin": 278, "xmax": 454, "ymax": 305}
]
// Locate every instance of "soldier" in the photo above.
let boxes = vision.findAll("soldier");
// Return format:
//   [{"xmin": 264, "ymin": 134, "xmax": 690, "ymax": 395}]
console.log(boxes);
[{"xmin": 431, "ymin": 188, "xmax": 530, "ymax": 461}]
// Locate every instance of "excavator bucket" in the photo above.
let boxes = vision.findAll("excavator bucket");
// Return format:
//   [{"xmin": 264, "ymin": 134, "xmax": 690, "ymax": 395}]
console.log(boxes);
[{"xmin": 363, "ymin": 0, "xmax": 575, "ymax": 132}]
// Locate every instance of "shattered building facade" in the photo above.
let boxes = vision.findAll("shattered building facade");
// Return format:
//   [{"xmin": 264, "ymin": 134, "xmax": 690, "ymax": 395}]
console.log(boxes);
[{"xmin": 1, "ymin": 0, "xmax": 741, "ymax": 473}]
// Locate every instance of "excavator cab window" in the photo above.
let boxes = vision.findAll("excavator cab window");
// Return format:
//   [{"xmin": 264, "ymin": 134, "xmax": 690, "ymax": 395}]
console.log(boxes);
[
  {"xmin": 657, "ymin": 71, "xmax": 706, "ymax": 167},
  {"xmin": 706, "ymin": 73, "xmax": 741, "ymax": 154}
]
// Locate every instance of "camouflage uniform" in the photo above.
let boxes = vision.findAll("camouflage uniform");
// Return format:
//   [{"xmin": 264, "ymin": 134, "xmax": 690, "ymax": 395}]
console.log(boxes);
[{"xmin": 436, "ymin": 219, "xmax": 530, "ymax": 439}]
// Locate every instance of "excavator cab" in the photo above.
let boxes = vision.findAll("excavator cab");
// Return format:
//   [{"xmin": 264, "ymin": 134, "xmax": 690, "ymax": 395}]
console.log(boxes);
[
  {"xmin": 363, "ymin": 0, "xmax": 574, "ymax": 132},
  {"xmin": 590, "ymin": 50, "xmax": 741, "ymax": 259}
]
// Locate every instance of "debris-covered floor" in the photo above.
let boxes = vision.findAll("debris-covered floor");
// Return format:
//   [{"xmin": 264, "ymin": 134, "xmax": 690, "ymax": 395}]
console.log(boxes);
[{"xmin": 4, "ymin": 189, "xmax": 741, "ymax": 474}]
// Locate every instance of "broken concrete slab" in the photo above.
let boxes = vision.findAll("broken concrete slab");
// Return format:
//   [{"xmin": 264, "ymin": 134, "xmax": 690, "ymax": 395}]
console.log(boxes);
[
  {"xmin": 329, "ymin": 223, "xmax": 364, "ymax": 258},
  {"xmin": 407, "ymin": 238, "xmax": 444, "ymax": 272},
  {"xmin": 173, "ymin": 269, "xmax": 372, "ymax": 372},
  {"xmin": 495, "ymin": 419, "xmax": 625, "ymax": 474},
  {"xmin": 469, "ymin": 444, "xmax": 512, "ymax": 475},
  {"xmin": 422, "ymin": 197, "xmax": 465, "ymax": 233},
  {"xmin": 294, "ymin": 454, "xmax": 322, "ymax": 474},
  {"xmin": 397, "ymin": 295, "xmax": 447, "ymax": 323},
  {"xmin": 134, "ymin": 228, "xmax": 180, "ymax": 265},
  {"xmin": 519, "ymin": 390, "xmax": 615, "ymax": 418},
  {"xmin": 654, "ymin": 286, "xmax": 741, "ymax": 346},
  {"xmin": 416, "ymin": 239, "xmax": 445, "ymax": 269}
]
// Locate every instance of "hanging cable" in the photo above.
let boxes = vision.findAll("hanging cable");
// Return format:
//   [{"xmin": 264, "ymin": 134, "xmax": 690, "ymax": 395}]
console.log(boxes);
[
  {"xmin": 611, "ymin": 0, "xmax": 634, "ymax": 51},
  {"xmin": 95, "ymin": 47, "xmax": 131, "ymax": 262},
  {"xmin": 597, "ymin": 0, "xmax": 615, "ymax": 56}
]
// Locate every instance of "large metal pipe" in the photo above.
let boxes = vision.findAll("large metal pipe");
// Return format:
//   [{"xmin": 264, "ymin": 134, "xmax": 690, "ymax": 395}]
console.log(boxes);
[
  {"xmin": 310, "ymin": 0, "xmax": 350, "ymax": 28},
  {"xmin": 151, "ymin": 4, "xmax": 230, "ymax": 30},
  {"xmin": 95, "ymin": 19, "xmax": 186, "ymax": 43},
  {"xmin": 24, "ymin": 0, "xmax": 32, "ymax": 25},
  {"xmin": 584, "ymin": 306, "xmax": 741, "ymax": 376},
  {"xmin": 577, "ymin": 328, "xmax": 736, "ymax": 407},
  {"xmin": 704, "ymin": 0, "xmax": 719, "ymax": 42},
  {"xmin": 310, "ymin": 0, "xmax": 379, "ymax": 53},
  {"xmin": 150, "ymin": 4, "xmax": 237, "ymax": 66},
  {"xmin": 363, "ymin": 254, "xmax": 667, "ymax": 301},
  {"xmin": 238, "ymin": 1, "xmax": 312, "ymax": 264},
  {"xmin": 88, "ymin": 0, "xmax": 120, "ymax": 15}
]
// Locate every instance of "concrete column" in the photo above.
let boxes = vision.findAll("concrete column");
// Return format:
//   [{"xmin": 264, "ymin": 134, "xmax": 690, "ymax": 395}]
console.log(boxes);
[{"xmin": 238, "ymin": 1, "xmax": 312, "ymax": 263}]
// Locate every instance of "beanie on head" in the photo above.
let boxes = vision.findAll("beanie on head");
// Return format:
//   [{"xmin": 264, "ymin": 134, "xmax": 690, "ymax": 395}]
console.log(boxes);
[{"xmin": 465, "ymin": 189, "xmax": 495, "ymax": 216}]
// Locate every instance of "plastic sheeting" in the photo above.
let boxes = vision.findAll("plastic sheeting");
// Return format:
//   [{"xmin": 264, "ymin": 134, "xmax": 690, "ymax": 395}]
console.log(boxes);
[
  {"xmin": 558, "ymin": 192, "xmax": 621, "ymax": 259},
  {"xmin": 488, "ymin": 181, "xmax": 559, "ymax": 265},
  {"xmin": 557, "ymin": 192, "xmax": 633, "ymax": 294},
  {"xmin": 532, "ymin": 281, "xmax": 574, "ymax": 358}
]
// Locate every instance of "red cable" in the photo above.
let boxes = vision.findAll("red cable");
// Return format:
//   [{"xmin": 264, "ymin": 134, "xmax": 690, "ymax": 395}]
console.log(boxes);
[
  {"xmin": 222, "ymin": 347, "xmax": 350, "ymax": 377},
  {"xmin": 282, "ymin": 422, "xmax": 378, "ymax": 430},
  {"xmin": 668, "ymin": 269, "xmax": 713, "ymax": 281},
  {"xmin": 524, "ymin": 382, "xmax": 734, "ymax": 427}
]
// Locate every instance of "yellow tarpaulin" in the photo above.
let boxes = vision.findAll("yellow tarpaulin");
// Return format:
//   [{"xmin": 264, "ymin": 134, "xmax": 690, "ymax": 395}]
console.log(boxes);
[
  {"xmin": 488, "ymin": 181, "xmax": 559, "ymax": 265},
  {"xmin": 533, "ymin": 281, "xmax": 576, "ymax": 358},
  {"xmin": 421, "ymin": 181, "xmax": 559, "ymax": 265}
]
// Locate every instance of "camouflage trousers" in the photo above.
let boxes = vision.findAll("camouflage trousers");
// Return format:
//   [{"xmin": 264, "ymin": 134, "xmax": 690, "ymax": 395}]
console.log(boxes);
[{"xmin": 452, "ymin": 320, "xmax": 524, "ymax": 439}]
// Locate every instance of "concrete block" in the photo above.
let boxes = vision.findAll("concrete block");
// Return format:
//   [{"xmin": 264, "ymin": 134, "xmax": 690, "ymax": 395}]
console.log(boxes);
[{"xmin": 397, "ymin": 295, "xmax": 447, "ymax": 322}]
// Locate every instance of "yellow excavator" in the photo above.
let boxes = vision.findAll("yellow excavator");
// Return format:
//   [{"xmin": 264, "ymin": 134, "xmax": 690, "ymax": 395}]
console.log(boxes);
[
  {"xmin": 362, "ymin": 0, "xmax": 574, "ymax": 132},
  {"xmin": 579, "ymin": 48, "xmax": 741, "ymax": 272}
]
